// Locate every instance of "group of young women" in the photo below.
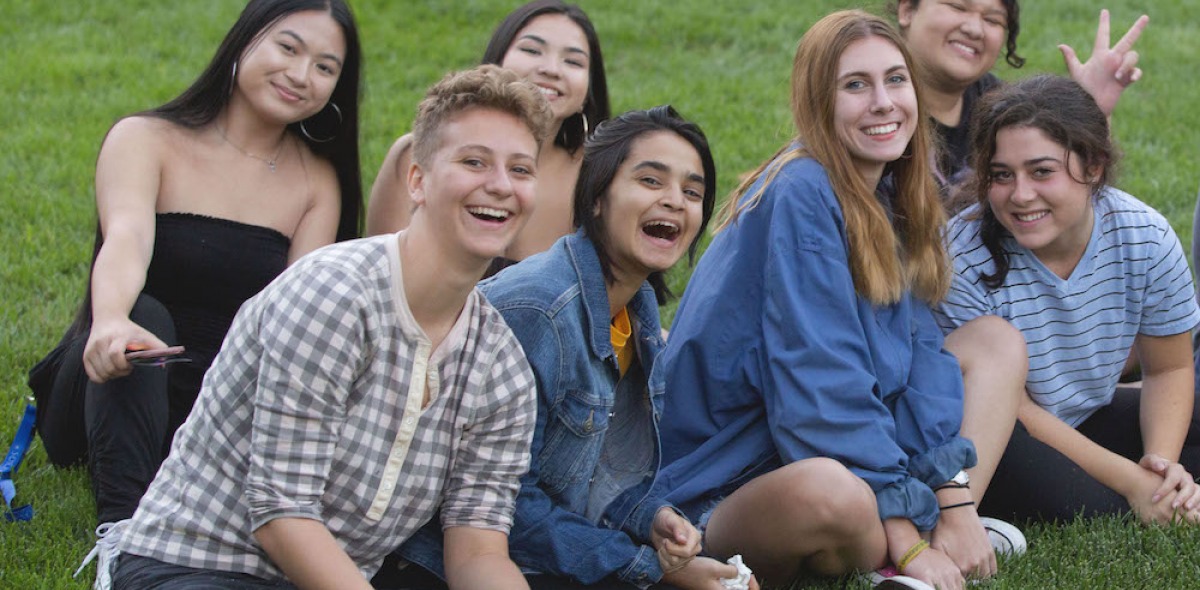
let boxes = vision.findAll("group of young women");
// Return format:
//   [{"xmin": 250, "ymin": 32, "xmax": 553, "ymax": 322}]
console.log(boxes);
[{"xmin": 27, "ymin": 0, "xmax": 1200, "ymax": 589}]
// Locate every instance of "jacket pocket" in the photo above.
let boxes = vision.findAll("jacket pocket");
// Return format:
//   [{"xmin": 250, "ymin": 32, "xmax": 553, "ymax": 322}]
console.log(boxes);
[{"xmin": 537, "ymin": 390, "xmax": 611, "ymax": 496}]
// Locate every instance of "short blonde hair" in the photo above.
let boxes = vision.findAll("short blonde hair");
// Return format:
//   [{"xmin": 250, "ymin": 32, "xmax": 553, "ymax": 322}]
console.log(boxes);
[{"xmin": 411, "ymin": 64, "xmax": 555, "ymax": 166}]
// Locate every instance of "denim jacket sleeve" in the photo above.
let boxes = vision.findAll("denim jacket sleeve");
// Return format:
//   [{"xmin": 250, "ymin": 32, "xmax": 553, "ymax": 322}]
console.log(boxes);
[
  {"xmin": 757, "ymin": 165, "xmax": 971, "ymax": 531},
  {"xmin": 499, "ymin": 306, "xmax": 665, "ymax": 588},
  {"xmin": 894, "ymin": 301, "xmax": 977, "ymax": 492}
]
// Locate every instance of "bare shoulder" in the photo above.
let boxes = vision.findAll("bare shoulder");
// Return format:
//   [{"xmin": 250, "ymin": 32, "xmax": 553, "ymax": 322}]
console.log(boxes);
[
  {"xmin": 296, "ymin": 139, "xmax": 340, "ymax": 204},
  {"xmin": 102, "ymin": 115, "xmax": 175, "ymax": 149},
  {"xmin": 388, "ymin": 133, "xmax": 415, "ymax": 169},
  {"xmin": 101, "ymin": 115, "xmax": 202, "ymax": 160}
]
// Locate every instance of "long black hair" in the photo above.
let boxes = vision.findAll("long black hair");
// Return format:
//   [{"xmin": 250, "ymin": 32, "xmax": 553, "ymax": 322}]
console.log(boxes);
[
  {"xmin": 573, "ymin": 105, "xmax": 717, "ymax": 304},
  {"xmin": 151, "ymin": 0, "xmax": 363, "ymax": 241},
  {"xmin": 70, "ymin": 0, "xmax": 363, "ymax": 335},
  {"xmin": 968, "ymin": 75, "xmax": 1117, "ymax": 288},
  {"xmin": 481, "ymin": 0, "xmax": 609, "ymax": 154}
]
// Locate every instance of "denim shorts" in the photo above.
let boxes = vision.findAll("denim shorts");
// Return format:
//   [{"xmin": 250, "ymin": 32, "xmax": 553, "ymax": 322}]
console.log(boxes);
[{"xmin": 694, "ymin": 494, "xmax": 727, "ymax": 557}]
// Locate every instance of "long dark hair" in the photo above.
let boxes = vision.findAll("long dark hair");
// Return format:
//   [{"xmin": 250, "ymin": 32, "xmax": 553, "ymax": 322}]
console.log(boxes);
[
  {"xmin": 573, "ymin": 105, "xmax": 717, "ymax": 304},
  {"xmin": 70, "ymin": 0, "xmax": 363, "ymax": 335},
  {"xmin": 151, "ymin": 0, "xmax": 363, "ymax": 241},
  {"xmin": 967, "ymin": 75, "xmax": 1117, "ymax": 288},
  {"xmin": 482, "ymin": 0, "xmax": 609, "ymax": 154}
]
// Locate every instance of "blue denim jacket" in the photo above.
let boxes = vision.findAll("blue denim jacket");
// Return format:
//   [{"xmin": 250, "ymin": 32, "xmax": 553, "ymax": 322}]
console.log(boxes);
[
  {"xmin": 644, "ymin": 157, "xmax": 976, "ymax": 532},
  {"xmin": 398, "ymin": 232, "xmax": 674, "ymax": 588}
]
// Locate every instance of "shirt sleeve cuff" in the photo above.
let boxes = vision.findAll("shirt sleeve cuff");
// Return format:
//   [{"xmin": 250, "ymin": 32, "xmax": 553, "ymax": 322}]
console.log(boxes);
[
  {"xmin": 623, "ymin": 496, "xmax": 678, "ymax": 543},
  {"xmin": 908, "ymin": 435, "xmax": 978, "ymax": 489},
  {"xmin": 874, "ymin": 477, "xmax": 940, "ymax": 531},
  {"xmin": 616, "ymin": 544, "xmax": 665, "ymax": 589}
]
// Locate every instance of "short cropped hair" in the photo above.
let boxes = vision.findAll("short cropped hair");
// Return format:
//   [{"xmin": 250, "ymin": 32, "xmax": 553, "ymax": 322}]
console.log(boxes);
[{"xmin": 411, "ymin": 64, "xmax": 555, "ymax": 167}]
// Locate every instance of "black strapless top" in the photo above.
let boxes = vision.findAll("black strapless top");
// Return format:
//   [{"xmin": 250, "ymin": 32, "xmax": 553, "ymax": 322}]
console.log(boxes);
[{"xmin": 142, "ymin": 213, "xmax": 290, "ymax": 397}]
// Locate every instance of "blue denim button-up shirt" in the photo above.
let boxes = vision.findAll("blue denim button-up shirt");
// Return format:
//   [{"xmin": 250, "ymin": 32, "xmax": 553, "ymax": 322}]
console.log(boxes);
[
  {"xmin": 398, "ymin": 232, "xmax": 674, "ymax": 588},
  {"xmin": 644, "ymin": 156, "xmax": 976, "ymax": 532}
]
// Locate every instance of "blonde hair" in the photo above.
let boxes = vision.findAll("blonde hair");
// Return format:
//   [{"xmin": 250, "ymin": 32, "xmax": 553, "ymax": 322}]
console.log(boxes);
[
  {"xmin": 411, "ymin": 64, "xmax": 555, "ymax": 166},
  {"xmin": 715, "ymin": 10, "xmax": 948, "ymax": 305}
]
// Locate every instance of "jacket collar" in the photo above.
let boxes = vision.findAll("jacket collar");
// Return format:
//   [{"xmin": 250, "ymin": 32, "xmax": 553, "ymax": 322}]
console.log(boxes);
[{"xmin": 564, "ymin": 230, "xmax": 661, "ymax": 362}]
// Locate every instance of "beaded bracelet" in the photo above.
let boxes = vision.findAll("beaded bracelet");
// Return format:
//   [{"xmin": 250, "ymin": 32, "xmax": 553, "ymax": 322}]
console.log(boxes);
[{"xmin": 897, "ymin": 539, "xmax": 930, "ymax": 573}]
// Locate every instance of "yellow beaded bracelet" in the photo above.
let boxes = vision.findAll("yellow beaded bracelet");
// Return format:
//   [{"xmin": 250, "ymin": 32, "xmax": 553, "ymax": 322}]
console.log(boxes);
[{"xmin": 897, "ymin": 539, "xmax": 930, "ymax": 573}]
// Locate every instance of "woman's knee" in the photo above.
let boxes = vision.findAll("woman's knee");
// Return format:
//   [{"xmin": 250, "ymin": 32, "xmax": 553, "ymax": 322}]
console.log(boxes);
[
  {"xmin": 952, "ymin": 318, "xmax": 1026, "ymax": 386},
  {"xmin": 775, "ymin": 458, "xmax": 877, "ymax": 531}
]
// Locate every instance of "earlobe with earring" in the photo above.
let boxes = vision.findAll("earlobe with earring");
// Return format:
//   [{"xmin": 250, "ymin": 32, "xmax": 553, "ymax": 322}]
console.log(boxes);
[
  {"xmin": 581, "ymin": 112, "xmax": 589, "ymax": 137},
  {"xmin": 300, "ymin": 101, "xmax": 343, "ymax": 143}
]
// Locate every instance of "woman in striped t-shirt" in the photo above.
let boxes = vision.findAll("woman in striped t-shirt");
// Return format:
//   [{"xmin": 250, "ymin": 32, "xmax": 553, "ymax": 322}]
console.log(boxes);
[{"xmin": 937, "ymin": 74, "xmax": 1200, "ymax": 524}]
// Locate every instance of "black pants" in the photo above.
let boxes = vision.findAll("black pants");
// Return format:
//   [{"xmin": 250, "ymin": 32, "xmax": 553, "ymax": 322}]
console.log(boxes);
[
  {"xmin": 37, "ymin": 294, "xmax": 186, "ymax": 524},
  {"xmin": 980, "ymin": 387, "xmax": 1200, "ymax": 523},
  {"xmin": 114, "ymin": 554, "xmax": 297, "ymax": 589}
]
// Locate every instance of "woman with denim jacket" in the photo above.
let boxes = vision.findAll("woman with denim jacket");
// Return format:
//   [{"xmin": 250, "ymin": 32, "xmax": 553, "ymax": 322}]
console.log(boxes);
[
  {"xmin": 641, "ymin": 12, "xmax": 1024, "ymax": 590},
  {"xmin": 390, "ymin": 107, "xmax": 746, "ymax": 590}
]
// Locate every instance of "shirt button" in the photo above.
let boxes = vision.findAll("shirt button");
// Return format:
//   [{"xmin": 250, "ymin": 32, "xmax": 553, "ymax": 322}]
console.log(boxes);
[
  {"xmin": 405, "ymin": 417, "xmax": 415, "ymax": 426},
  {"xmin": 383, "ymin": 481, "xmax": 394, "ymax": 491}
]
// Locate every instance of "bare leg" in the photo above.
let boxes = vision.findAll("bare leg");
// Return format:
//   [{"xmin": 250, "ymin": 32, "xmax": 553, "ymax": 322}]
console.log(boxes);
[
  {"xmin": 943, "ymin": 315, "xmax": 1026, "ymax": 501},
  {"xmin": 703, "ymin": 457, "xmax": 886, "ymax": 586}
]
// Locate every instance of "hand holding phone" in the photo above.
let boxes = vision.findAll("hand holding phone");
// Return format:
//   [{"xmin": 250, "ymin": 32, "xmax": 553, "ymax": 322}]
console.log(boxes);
[{"xmin": 125, "ymin": 346, "xmax": 189, "ymax": 367}]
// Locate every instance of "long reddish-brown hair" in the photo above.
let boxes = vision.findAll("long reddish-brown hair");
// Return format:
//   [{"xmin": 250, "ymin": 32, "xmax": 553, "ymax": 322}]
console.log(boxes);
[{"xmin": 715, "ymin": 9, "xmax": 949, "ymax": 304}]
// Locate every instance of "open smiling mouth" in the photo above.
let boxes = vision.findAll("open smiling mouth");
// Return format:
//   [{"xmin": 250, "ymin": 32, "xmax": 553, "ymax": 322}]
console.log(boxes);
[
  {"xmin": 467, "ymin": 206, "xmax": 511, "ymax": 222},
  {"xmin": 642, "ymin": 220, "xmax": 681, "ymax": 242}
]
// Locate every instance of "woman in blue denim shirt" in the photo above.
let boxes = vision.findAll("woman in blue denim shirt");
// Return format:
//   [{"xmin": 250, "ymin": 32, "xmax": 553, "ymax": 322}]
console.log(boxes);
[
  {"xmin": 498, "ymin": 105, "xmax": 741, "ymax": 589},
  {"xmin": 392, "ymin": 107, "xmax": 741, "ymax": 590},
  {"xmin": 642, "ymin": 12, "xmax": 1024, "ymax": 590}
]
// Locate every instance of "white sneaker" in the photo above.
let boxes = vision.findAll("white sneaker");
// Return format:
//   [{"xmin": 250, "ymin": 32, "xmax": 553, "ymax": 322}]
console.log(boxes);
[
  {"xmin": 73, "ymin": 519, "xmax": 130, "ymax": 590},
  {"xmin": 979, "ymin": 516, "xmax": 1027, "ymax": 556},
  {"xmin": 867, "ymin": 566, "xmax": 936, "ymax": 590}
]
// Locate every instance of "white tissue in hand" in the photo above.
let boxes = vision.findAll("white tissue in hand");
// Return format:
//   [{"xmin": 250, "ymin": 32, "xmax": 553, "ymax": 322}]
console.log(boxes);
[{"xmin": 720, "ymin": 554, "xmax": 752, "ymax": 590}]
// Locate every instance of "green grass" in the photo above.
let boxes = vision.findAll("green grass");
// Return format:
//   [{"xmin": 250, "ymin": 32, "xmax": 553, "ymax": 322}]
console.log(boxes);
[{"xmin": 2, "ymin": 0, "xmax": 1198, "ymax": 587}]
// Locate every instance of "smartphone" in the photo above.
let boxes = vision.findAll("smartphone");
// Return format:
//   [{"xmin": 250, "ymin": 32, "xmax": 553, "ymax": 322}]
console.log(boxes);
[{"xmin": 125, "ymin": 346, "xmax": 189, "ymax": 366}]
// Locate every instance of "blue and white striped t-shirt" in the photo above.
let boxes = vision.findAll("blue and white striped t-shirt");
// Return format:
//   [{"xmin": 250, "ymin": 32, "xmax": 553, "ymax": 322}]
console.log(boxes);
[{"xmin": 935, "ymin": 186, "xmax": 1199, "ymax": 427}]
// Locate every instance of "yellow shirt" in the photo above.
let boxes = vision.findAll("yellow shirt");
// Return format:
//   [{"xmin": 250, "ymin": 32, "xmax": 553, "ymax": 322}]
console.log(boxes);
[{"xmin": 610, "ymin": 308, "xmax": 633, "ymax": 376}]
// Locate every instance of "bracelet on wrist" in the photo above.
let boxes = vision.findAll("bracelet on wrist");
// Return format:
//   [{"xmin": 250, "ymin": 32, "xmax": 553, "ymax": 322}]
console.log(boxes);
[
  {"xmin": 938, "ymin": 500, "xmax": 976, "ymax": 511},
  {"xmin": 934, "ymin": 482, "xmax": 970, "ymax": 491},
  {"xmin": 897, "ymin": 539, "xmax": 930, "ymax": 573}
]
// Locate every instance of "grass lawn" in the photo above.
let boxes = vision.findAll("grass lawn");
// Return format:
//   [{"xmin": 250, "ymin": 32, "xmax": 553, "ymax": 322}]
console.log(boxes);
[{"xmin": 3, "ymin": 0, "xmax": 1199, "ymax": 588}]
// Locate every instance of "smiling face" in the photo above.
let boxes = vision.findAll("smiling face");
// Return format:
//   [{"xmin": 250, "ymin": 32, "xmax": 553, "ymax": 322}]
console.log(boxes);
[
  {"xmin": 897, "ymin": 0, "xmax": 1007, "ymax": 89},
  {"xmin": 987, "ymin": 125, "xmax": 1097, "ymax": 271},
  {"xmin": 499, "ymin": 13, "xmax": 590, "ymax": 124},
  {"xmin": 409, "ymin": 107, "xmax": 540, "ymax": 264},
  {"xmin": 597, "ymin": 131, "xmax": 705, "ymax": 281},
  {"xmin": 234, "ymin": 10, "xmax": 346, "ymax": 125},
  {"xmin": 833, "ymin": 35, "xmax": 918, "ymax": 184}
]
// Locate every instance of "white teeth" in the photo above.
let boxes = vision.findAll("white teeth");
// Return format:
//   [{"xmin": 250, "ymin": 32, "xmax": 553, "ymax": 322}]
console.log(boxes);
[
  {"xmin": 1015, "ymin": 211, "xmax": 1047, "ymax": 222},
  {"xmin": 951, "ymin": 41, "xmax": 978, "ymax": 55},
  {"xmin": 645, "ymin": 220, "xmax": 679, "ymax": 231},
  {"xmin": 864, "ymin": 123, "xmax": 899, "ymax": 136},
  {"xmin": 467, "ymin": 206, "xmax": 509, "ymax": 220},
  {"xmin": 538, "ymin": 87, "xmax": 559, "ymax": 97}
]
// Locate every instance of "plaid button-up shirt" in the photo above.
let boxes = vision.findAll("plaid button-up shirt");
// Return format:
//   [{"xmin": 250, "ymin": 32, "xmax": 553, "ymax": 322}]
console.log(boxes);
[{"xmin": 119, "ymin": 234, "xmax": 537, "ymax": 581}]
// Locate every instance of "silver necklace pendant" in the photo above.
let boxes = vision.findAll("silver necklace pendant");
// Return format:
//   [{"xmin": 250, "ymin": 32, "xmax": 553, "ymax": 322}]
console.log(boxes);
[{"xmin": 268, "ymin": 160, "xmax": 276, "ymax": 173}]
